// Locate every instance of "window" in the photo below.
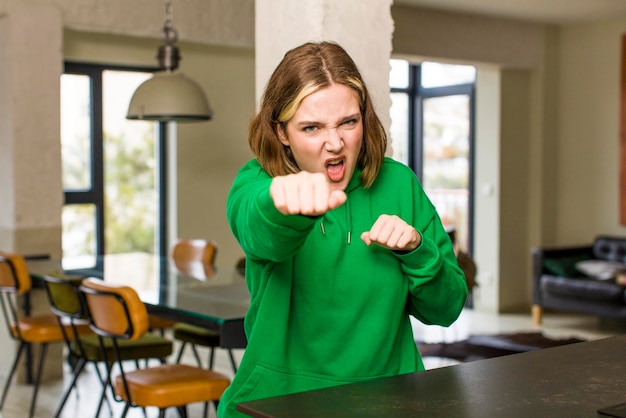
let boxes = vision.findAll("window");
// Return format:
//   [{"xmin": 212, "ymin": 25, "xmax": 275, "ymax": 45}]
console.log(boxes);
[
  {"xmin": 61, "ymin": 63, "xmax": 167, "ymax": 266},
  {"xmin": 390, "ymin": 60, "xmax": 476, "ymax": 253}
]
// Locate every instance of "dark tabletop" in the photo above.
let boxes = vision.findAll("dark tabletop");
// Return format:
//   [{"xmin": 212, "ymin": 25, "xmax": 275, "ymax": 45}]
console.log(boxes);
[{"xmin": 238, "ymin": 335, "xmax": 626, "ymax": 418}]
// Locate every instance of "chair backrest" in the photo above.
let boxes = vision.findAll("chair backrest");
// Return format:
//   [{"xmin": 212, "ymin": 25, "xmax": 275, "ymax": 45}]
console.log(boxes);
[
  {"xmin": 43, "ymin": 274, "xmax": 87, "ymax": 321},
  {"xmin": 170, "ymin": 239, "xmax": 217, "ymax": 265},
  {"xmin": 170, "ymin": 239, "xmax": 218, "ymax": 278},
  {"xmin": 80, "ymin": 278, "xmax": 148, "ymax": 341},
  {"xmin": 42, "ymin": 274, "xmax": 92, "ymax": 357},
  {"xmin": 0, "ymin": 252, "xmax": 32, "ymax": 295},
  {"xmin": 0, "ymin": 252, "xmax": 33, "ymax": 341}
]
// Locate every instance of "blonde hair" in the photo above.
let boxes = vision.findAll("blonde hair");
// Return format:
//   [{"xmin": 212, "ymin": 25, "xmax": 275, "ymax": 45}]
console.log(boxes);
[{"xmin": 248, "ymin": 41, "xmax": 387, "ymax": 188}]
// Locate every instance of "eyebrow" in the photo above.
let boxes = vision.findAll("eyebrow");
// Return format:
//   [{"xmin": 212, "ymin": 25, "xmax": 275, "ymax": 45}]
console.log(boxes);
[{"xmin": 293, "ymin": 113, "xmax": 361, "ymax": 127}]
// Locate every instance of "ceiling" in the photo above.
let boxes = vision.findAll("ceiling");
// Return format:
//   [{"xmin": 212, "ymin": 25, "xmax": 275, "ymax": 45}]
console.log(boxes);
[{"xmin": 394, "ymin": 0, "xmax": 626, "ymax": 24}]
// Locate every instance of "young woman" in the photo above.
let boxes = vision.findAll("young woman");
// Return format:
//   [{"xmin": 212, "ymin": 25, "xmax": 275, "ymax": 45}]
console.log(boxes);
[{"xmin": 219, "ymin": 41, "xmax": 467, "ymax": 417}]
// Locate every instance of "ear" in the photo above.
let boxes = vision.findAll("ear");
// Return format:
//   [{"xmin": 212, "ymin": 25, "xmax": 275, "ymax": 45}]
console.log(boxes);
[{"xmin": 276, "ymin": 123, "xmax": 290, "ymax": 146}]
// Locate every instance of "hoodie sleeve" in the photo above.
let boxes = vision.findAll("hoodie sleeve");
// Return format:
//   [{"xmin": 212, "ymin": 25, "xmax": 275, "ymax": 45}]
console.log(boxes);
[
  {"xmin": 389, "ymin": 163, "xmax": 468, "ymax": 327},
  {"xmin": 397, "ymin": 221, "xmax": 468, "ymax": 327},
  {"xmin": 226, "ymin": 160, "xmax": 318, "ymax": 262}
]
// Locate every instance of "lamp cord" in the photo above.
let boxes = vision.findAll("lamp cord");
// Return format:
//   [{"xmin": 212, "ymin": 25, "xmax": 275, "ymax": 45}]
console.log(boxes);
[
  {"xmin": 159, "ymin": 0, "xmax": 180, "ymax": 71},
  {"xmin": 164, "ymin": 0, "xmax": 173, "ymax": 31}
]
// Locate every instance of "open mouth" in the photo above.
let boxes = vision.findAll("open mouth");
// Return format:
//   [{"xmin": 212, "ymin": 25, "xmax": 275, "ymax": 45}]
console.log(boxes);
[{"xmin": 326, "ymin": 158, "xmax": 345, "ymax": 182}]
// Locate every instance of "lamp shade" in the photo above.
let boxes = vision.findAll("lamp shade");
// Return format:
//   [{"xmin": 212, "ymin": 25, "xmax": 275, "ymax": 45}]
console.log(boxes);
[{"xmin": 126, "ymin": 71, "xmax": 213, "ymax": 122}]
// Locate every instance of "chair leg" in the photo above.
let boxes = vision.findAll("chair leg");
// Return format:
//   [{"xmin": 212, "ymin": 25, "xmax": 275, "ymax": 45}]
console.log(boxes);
[
  {"xmin": 0, "ymin": 342, "xmax": 26, "ymax": 410},
  {"xmin": 203, "ymin": 401, "xmax": 209, "ymax": 418},
  {"xmin": 89, "ymin": 361, "xmax": 115, "ymax": 415},
  {"xmin": 120, "ymin": 402, "xmax": 131, "ymax": 418},
  {"xmin": 53, "ymin": 357, "xmax": 87, "ymax": 418},
  {"xmin": 95, "ymin": 362, "xmax": 113, "ymax": 418},
  {"xmin": 65, "ymin": 350, "xmax": 79, "ymax": 373},
  {"xmin": 228, "ymin": 349, "xmax": 238, "ymax": 373},
  {"xmin": 208, "ymin": 347, "xmax": 215, "ymax": 369},
  {"xmin": 175, "ymin": 341, "xmax": 187, "ymax": 363},
  {"xmin": 190, "ymin": 344, "xmax": 203, "ymax": 367},
  {"xmin": 28, "ymin": 342, "xmax": 49, "ymax": 418}
]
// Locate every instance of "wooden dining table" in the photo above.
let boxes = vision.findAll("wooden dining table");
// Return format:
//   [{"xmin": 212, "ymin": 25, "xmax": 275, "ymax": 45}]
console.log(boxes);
[{"xmin": 27, "ymin": 252, "xmax": 249, "ymax": 348}]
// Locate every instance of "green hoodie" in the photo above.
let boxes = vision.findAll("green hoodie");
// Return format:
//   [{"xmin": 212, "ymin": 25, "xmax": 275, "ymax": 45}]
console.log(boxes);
[{"xmin": 218, "ymin": 157, "xmax": 467, "ymax": 417}]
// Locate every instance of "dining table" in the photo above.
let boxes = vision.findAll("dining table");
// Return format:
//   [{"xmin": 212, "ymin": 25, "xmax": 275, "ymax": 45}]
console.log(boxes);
[{"xmin": 26, "ymin": 252, "xmax": 249, "ymax": 349}]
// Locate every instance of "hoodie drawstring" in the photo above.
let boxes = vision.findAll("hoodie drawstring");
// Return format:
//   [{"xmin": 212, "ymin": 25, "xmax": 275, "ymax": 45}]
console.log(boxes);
[
  {"xmin": 319, "ymin": 198, "xmax": 352, "ymax": 244},
  {"xmin": 346, "ymin": 198, "xmax": 352, "ymax": 244}
]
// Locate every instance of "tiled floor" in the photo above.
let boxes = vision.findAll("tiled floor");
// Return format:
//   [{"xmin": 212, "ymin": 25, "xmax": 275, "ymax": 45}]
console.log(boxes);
[{"xmin": 1, "ymin": 308, "xmax": 625, "ymax": 418}]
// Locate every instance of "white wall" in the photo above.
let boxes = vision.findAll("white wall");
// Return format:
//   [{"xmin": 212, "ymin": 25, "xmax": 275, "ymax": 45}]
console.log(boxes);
[{"xmin": 556, "ymin": 18, "xmax": 626, "ymax": 243}]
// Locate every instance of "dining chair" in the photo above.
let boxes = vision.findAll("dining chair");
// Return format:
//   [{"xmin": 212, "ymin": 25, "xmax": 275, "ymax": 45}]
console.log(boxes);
[
  {"xmin": 171, "ymin": 238, "xmax": 218, "ymax": 267},
  {"xmin": 146, "ymin": 237, "xmax": 218, "ymax": 337},
  {"xmin": 80, "ymin": 278, "xmax": 230, "ymax": 418},
  {"xmin": 0, "ymin": 252, "xmax": 91, "ymax": 418},
  {"xmin": 170, "ymin": 239, "xmax": 238, "ymax": 373},
  {"xmin": 42, "ymin": 274, "xmax": 174, "ymax": 418}
]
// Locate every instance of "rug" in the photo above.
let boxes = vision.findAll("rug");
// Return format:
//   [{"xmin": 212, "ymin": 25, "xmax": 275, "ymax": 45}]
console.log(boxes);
[{"xmin": 416, "ymin": 332, "xmax": 585, "ymax": 363}]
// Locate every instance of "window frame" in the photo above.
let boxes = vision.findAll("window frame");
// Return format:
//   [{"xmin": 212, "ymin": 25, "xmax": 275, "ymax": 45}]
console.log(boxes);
[{"xmin": 62, "ymin": 62, "xmax": 168, "ymax": 259}]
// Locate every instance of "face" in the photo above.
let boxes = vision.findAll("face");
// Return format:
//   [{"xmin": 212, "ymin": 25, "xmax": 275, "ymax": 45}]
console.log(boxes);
[{"xmin": 278, "ymin": 83, "xmax": 363, "ymax": 192}]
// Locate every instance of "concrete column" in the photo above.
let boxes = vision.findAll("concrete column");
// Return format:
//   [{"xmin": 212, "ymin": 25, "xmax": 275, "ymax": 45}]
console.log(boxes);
[
  {"xmin": 254, "ymin": 0, "xmax": 394, "ymax": 136},
  {"xmin": 0, "ymin": 0, "xmax": 63, "ymax": 258},
  {"xmin": 0, "ymin": 1, "xmax": 64, "ymax": 383}
]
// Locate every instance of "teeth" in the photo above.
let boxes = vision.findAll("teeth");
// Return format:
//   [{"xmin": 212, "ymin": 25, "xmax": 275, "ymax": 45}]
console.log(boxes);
[{"xmin": 327, "ymin": 160, "xmax": 342, "ymax": 166}]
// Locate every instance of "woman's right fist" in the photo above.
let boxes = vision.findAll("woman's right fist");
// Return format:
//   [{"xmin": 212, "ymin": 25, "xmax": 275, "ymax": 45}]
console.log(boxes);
[{"xmin": 270, "ymin": 172, "xmax": 347, "ymax": 216}]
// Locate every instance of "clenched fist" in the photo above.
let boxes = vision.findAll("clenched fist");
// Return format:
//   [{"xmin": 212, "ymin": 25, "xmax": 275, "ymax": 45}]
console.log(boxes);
[
  {"xmin": 361, "ymin": 214, "xmax": 421, "ymax": 252},
  {"xmin": 270, "ymin": 172, "xmax": 347, "ymax": 216}
]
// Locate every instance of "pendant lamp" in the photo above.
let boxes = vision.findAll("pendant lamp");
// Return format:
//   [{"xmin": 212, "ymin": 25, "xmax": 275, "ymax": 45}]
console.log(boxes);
[{"xmin": 126, "ymin": 0, "xmax": 213, "ymax": 122}]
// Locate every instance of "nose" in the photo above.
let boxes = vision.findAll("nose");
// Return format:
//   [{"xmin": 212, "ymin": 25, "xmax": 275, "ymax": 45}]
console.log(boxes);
[{"xmin": 324, "ymin": 127, "xmax": 343, "ymax": 152}]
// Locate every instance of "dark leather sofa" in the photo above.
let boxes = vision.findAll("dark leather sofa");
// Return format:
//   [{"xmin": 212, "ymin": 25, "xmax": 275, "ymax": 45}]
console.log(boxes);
[{"xmin": 531, "ymin": 235, "xmax": 626, "ymax": 324}]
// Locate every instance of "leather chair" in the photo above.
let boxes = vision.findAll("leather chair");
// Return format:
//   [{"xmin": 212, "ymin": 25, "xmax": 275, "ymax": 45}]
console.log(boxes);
[
  {"xmin": 42, "ymin": 274, "xmax": 173, "ymax": 418},
  {"xmin": 80, "ymin": 278, "xmax": 230, "ymax": 418},
  {"xmin": 0, "ymin": 252, "xmax": 91, "ymax": 418},
  {"xmin": 170, "ymin": 239, "xmax": 238, "ymax": 373}
]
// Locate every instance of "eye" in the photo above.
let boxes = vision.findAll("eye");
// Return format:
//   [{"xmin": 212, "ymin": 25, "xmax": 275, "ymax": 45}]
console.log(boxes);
[
  {"xmin": 340, "ymin": 118, "xmax": 359, "ymax": 129},
  {"xmin": 302, "ymin": 125, "xmax": 318, "ymax": 133}
]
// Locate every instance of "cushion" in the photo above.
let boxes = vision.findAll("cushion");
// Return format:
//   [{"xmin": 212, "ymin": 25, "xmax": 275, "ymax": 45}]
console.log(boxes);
[
  {"xmin": 592, "ymin": 236, "xmax": 626, "ymax": 262},
  {"xmin": 575, "ymin": 260, "xmax": 626, "ymax": 280},
  {"xmin": 542, "ymin": 254, "xmax": 590, "ymax": 277}
]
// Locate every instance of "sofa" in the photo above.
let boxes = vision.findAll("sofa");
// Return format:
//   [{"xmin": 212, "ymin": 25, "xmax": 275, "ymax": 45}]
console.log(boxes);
[{"xmin": 531, "ymin": 235, "xmax": 626, "ymax": 324}]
